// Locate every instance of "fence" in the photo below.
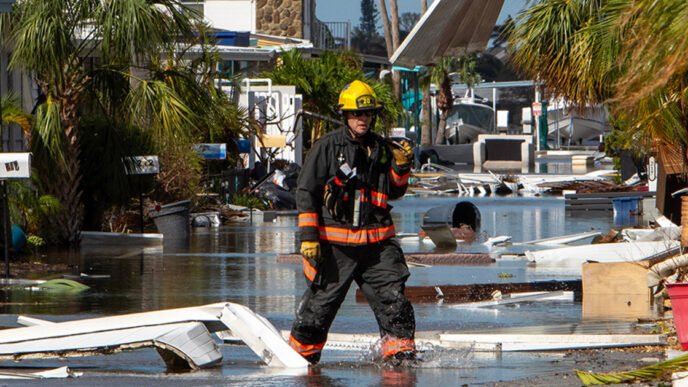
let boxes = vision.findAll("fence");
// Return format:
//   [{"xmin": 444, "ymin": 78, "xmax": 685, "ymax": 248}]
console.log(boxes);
[{"xmin": 312, "ymin": 20, "xmax": 350, "ymax": 50}]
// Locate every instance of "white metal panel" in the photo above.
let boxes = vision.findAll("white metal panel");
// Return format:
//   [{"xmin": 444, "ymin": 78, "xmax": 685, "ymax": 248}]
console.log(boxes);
[
  {"xmin": 391, "ymin": 0, "xmax": 504, "ymax": 67},
  {"xmin": 0, "ymin": 303, "xmax": 226, "ymax": 343},
  {"xmin": 220, "ymin": 304, "xmax": 309, "ymax": 368},
  {"xmin": 204, "ymin": 0, "xmax": 255, "ymax": 33},
  {"xmin": 154, "ymin": 322, "xmax": 222, "ymax": 367},
  {"xmin": 0, "ymin": 322, "xmax": 221, "ymax": 368},
  {"xmin": 440, "ymin": 333, "xmax": 666, "ymax": 352}
]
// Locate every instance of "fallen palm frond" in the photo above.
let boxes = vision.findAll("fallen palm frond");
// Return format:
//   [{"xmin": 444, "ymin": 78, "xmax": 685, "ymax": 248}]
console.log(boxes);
[{"xmin": 576, "ymin": 352, "xmax": 688, "ymax": 385}]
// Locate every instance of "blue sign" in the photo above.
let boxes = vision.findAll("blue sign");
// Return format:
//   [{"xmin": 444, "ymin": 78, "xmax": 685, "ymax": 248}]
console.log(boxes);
[
  {"xmin": 236, "ymin": 139, "xmax": 251, "ymax": 154},
  {"xmin": 194, "ymin": 143, "xmax": 227, "ymax": 160},
  {"xmin": 0, "ymin": 0, "xmax": 15, "ymax": 13}
]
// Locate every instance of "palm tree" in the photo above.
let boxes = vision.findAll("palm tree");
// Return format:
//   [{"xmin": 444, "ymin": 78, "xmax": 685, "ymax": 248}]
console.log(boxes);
[
  {"xmin": 613, "ymin": 0, "xmax": 688, "ymax": 156},
  {"xmin": 0, "ymin": 96, "xmax": 30, "ymax": 145},
  {"xmin": 432, "ymin": 54, "xmax": 481, "ymax": 145},
  {"xmin": 432, "ymin": 57, "xmax": 455, "ymax": 144},
  {"xmin": 507, "ymin": 0, "xmax": 624, "ymax": 107},
  {"xmin": 261, "ymin": 50, "xmax": 402, "ymax": 147},
  {"xmin": 507, "ymin": 0, "xmax": 688, "ymax": 161},
  {"xmin": 8, "ymin": 0, "xmax": 199, "ymax": 244},
  {"xmin": 379, "ymin": 0, "xmax": 402, "ymax": 99}
]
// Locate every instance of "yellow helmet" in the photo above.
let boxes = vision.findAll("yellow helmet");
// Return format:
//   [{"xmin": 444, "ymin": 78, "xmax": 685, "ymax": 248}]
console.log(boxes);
[{"xmin": 337, "ymin": 80, "xmax": 383, "ymax": 112}]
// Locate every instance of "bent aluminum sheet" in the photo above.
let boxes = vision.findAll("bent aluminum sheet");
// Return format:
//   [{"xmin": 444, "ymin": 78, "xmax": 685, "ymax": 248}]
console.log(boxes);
[
  {"xmin": 0, "ymin": 366, "xmax": 82, "ymax": 379},
  {"xmin": 0, "ymin": 302, "xmax": 304, "ymax": 369},
  {"xmin": 0, "ymin": 321, "xmax": 221, "ymax": 368},
  {"xmin": 391, "ymin": 0, "xmax": 504, "ymax": 67},
  {"xmin": 525, "ymin": 240, "xmax": 680, "ymax": 272}
]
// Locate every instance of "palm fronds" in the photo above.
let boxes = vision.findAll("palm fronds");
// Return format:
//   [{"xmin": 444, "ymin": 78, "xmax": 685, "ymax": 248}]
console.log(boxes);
[{"xmin": 576, "ymin": 353, "xmax": 688, "ymax": 385}]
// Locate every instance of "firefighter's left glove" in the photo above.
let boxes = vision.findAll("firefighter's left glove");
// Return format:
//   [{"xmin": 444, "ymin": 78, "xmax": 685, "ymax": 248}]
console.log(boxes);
[
  {"xmin": 300, "ymin": 240, "xmax": 321, "ymax": 261},
  {"xmin": 392, "ymin": 140, "xmax": 414, "ymax": 167},
  {"xmin": 323, "ymin": 183, "xmax": 346, "ymax": 220}
]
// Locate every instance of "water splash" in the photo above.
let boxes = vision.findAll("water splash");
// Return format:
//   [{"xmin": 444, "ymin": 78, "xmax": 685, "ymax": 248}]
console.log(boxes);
[{"xmin": 356, "ymin": 337, "xmax": 477, "ymax": 369}]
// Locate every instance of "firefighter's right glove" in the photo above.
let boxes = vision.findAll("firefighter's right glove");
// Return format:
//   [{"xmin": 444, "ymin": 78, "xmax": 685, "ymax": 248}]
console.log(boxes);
[
  {"xmin": 392, "ymin": 140, "xmax": 414, "ymax": 167},
  {"xmin": 300, "ymin": 240, "xmax": 321, "ymax": 261}
]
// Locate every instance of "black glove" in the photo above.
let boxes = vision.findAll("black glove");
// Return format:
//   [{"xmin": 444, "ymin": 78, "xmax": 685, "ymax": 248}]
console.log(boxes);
[{"xmin": 323, "ymin": 183, "xmax": 347, "ymax": 220}]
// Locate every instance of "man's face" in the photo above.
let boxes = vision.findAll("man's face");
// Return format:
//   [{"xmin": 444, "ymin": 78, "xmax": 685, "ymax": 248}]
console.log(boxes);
[{"xmin": 345, "ymin": 110, "xmax": 374, "ymax": 137}]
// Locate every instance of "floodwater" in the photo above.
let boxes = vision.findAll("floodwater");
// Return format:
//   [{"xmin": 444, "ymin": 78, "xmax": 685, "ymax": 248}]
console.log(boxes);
[{"xmin": 0, "ymin": 193, "xmax": 625, "ymax": 386}]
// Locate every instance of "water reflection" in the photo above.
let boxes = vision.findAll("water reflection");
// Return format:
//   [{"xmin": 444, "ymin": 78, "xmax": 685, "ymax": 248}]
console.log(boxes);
[{"xmin": 0, "ymin": 195, "xmax": 620, "ymax": 384}]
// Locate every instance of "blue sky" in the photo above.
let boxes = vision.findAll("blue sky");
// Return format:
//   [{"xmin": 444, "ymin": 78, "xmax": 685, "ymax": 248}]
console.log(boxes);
[{"xmin": 316, "ymin": 0, "xmax": 526, "ymax": 26}]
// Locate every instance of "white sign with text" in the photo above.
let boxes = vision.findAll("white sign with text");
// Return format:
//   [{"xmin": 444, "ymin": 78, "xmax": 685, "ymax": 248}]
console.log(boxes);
[{"xmin": 0, "ymin": 153, "xmax": 31, "ymax": 179}]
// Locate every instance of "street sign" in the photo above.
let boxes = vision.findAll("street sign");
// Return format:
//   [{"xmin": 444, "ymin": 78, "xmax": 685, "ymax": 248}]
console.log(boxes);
[
  {"xmin": 194, "ymin": 143, "xmax": 227, "ymax": 160},
  {"xmin": 532, "ymin": 102, "xmax": 542, "ymax": 117},
  {"xmin": 647, "ymin": 156, "xmax": 657, "ymax": 182},
  {"xmin": 0, "ymin": 153, "xmax": 30, "ymax": 179},
  {"xmin": 123, "ymin": 156, "xmax": 159, "ymax": 175}
]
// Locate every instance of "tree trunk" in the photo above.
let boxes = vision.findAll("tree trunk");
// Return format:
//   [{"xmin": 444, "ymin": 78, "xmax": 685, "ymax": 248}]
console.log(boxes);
[
  {"xmin": 390, "ymin": 0, "xmax": 402, "ymax": 99},
  {"xmin": 420, "ymin": 84, "xmax": 432, "ymax": 145},
  {"xmin": 390, "ymin": 0, "xmax": 401, "ymax": 51},
  {"xmin": 435, "ymin": 112, "xmax": 447, "ymax": 145},
  {"xmin": 379, "ymin": 0, "xmax": 402, "ymax": 99},
  {"xmin": 434, "ymin": 76, "xmax": 453, "ymax": 145},
  {"xmin": 46, "ymin": 72, "xmax": 87, "ymax": 245},
  {"xmin": 379, "ymin": 0, "xmax": 393, "ymax": 57},
  {"xmin": 419, "ymin": 0, "xmax": 431, "ymax": 146}
]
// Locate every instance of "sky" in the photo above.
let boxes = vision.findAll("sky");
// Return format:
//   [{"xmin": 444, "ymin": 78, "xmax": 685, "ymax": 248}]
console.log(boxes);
[{"xmin": 316, "ymin": 0, "xmax": 527, "ymax": 26}]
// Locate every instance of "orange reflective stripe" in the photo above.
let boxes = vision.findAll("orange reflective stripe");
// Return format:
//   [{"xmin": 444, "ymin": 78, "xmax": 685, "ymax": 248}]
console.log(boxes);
[
  {"xmin": 381, "ymin": 337, "xmax": 416, "ymax": 358},
  {"xmin": 298, "ymin": 212, "xmax": 318, "ymax": 227},
  {"xmin": 302, "ymin": 257, "xmax": 317, "ymax": 281},
  {"xmin": 289, "ymin": 335, "xmax": 325, "ymax": 356},
  {"xmin": 318, "ymin": 225, "xmax": 395, "ymax": 244},
  {"xmin": 390, "ymin": 168, "xmax": 410, "ymax": 187},
  {"xmin": 370, "ymin": 190, "xmax": 388, "ymax": 208}
]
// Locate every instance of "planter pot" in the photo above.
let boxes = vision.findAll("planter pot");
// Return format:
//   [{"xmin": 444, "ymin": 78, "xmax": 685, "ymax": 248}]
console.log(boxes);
[
  {"xmin": 148, "ymin": 200, "xmax": 191, "ymax": 239},
  {"xmin": 666, "ymin": 283, "xmax": 688, "ymax": 350}
]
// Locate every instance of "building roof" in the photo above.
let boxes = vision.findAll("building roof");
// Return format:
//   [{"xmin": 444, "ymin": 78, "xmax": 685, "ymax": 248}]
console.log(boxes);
[{"xmin": 184, "ymin": 32, "xmax": 313, "ymax": 62}]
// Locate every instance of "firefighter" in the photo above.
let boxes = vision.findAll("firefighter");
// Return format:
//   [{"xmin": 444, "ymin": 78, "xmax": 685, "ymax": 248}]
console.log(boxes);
[{"xmin": 289, "ymin": 80, "xmax": 416, "ymax": 366}]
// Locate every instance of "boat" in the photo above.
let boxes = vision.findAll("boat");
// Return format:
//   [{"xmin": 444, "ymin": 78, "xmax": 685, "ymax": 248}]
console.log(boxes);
[
  {"xmin": 438, "ymin": 90, "xmax": 495, "ymax": 145},
  {"xmin": 546, "ymin": 100, "xmax": 609, "ymax": 146}
]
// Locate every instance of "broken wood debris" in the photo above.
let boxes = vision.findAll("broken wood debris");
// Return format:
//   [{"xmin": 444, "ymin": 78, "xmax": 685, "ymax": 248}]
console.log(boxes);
[
  {"xmin": 355, "ymin": 280, "xmax": 582, "ymax": 304},
  {"xmin": 277, "ymin": 252, "xmax": 494, "ymax": 266}
]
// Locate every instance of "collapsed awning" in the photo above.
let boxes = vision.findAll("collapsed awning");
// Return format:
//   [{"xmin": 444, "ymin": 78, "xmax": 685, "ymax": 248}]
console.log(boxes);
[{"xmin": 390, "ymin": 0, "xmax": 505, "ymax": 68}]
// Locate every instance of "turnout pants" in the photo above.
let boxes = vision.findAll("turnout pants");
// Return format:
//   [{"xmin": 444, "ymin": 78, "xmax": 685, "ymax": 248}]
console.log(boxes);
[{"xmin": 289, "ymin": 239, "xmax": 416, "ymax": 359}]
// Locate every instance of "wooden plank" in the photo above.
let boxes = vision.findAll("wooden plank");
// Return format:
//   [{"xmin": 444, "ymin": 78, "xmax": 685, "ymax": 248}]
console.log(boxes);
[
  {"xmin": 565, "ymin": 199, "xmax": 613, "ymax": 205},
  {"xmin": 356, "ymin": 280, "xmax": 581, "ymax": 304},
  {"xmin": 439, "ymin": 333, "xmax": 666, "ymax": 351},
  {"xmin": 565, "ymin": 204, "xmax": 613, "ymax": 211},
  {"xmin": 450, "ymin": 291, "xmax": 574, "ymax": 309},
  {"xmin": 277, "ymin": 253, "xmax": 495, "ymax": 266},
  {"xmin": 564, "ymin": 191, "xmax": 655, "ymax": 199}
]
